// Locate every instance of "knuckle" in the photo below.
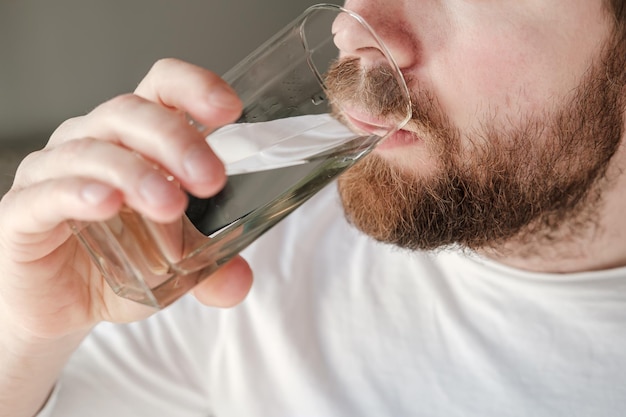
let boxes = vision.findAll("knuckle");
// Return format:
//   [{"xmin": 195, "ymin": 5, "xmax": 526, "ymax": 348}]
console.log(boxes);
[
  {"xmin": 151, "ymin": 57, "xmax": 182, "ymax": 73},
  {"xmin": 99, "ymin": 93, "xmax": 142, "ymax": 115},
  {"xmin": 58, "ymin": 137, "xmax": 100, "ymax": 158},
  {"xmin": 85, "ymin": 93, "xmax": 146, "ymax": 130},
  {"xmin": 49, "ymin": 137, "xmax": 109, "ymax": 169},
  {"xmin": 49, "ymin": 116, "xmax": 84, "ymax": 144},
  {"xmin": 13, "ymin": 149, "xmax": 44, "ymax": 185}
]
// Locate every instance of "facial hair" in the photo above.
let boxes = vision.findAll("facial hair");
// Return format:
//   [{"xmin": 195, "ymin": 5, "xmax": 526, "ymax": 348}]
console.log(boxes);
[{"xmin": 327, "ymin": 35, "xmax": 626, "ymax": 253}]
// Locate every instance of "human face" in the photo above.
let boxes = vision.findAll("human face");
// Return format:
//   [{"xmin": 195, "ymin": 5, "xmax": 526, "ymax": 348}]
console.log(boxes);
[{"xmin": 329, "ymin": 1, "xmax": 626, "ymax": 251}]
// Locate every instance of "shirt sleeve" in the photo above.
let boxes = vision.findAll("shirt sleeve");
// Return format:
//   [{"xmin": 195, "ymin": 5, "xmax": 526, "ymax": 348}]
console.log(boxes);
[{"xmin": 36, "ymin": 296, "xmax": 223, "ymax": 417}]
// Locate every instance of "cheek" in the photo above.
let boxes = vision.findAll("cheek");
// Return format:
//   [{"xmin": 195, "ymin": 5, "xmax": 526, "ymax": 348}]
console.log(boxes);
[{"xmin": 432, "ymin": 39, "xmax": 548, "ymax": 132}]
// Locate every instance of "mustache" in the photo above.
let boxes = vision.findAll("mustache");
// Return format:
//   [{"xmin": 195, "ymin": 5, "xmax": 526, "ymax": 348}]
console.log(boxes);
[
  {"xmin": 323, "ymin": 57, "xmax": 455, "ymax": 145},
  {"xmin": 324, "ymin": 57, "xmax": 407, "ymax": 117}
]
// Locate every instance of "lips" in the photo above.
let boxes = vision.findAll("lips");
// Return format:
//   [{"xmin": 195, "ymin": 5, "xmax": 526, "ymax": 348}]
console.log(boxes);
[
  {"xmin": 342, "ymin": 108, "xmax": 419, "ymax": 150},
  {"xmin": 342, "ymin": 109, "xmax": 394, "ymax": 136},
  {"xmin": 376, "ymin": 129, "xmax": 420, "ymax": 150}
]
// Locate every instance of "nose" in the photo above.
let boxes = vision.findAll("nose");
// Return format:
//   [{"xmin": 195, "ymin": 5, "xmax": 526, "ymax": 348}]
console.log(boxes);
[
  {"xmin": 332, "ymin": 13, "xmax": 387, "ymax": 67},
  {"xmin": 332, "ymin": 5, "xmax": 417, "ymax": 71}
]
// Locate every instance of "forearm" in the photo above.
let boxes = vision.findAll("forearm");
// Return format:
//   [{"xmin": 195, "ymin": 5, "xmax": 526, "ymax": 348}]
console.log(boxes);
[{"xmin": 0, "ymin": 326, "xmax": 90, "ymax": 417}]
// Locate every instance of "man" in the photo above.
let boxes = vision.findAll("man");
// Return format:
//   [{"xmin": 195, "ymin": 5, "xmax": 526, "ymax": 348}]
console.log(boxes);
[{"xmin": 2, "ymin": 0, "xmax": 626, "ymax": 416}]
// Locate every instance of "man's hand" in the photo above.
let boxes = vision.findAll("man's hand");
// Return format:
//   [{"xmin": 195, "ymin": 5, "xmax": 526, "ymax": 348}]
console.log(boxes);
[{"xmin": 0, "ymin": 58, "xmax": 253, "ymax": 417}]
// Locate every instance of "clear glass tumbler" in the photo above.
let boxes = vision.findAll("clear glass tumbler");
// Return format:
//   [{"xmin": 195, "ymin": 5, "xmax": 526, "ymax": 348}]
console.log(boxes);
[{"xmin": 72, "ymin": 4, "xmax": 412, "ymax": 309}]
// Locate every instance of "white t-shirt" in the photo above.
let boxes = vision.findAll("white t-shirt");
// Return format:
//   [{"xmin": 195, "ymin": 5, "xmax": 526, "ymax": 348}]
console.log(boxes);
[{"xmin": 38, "ymin": 185, "xmax": 626, "ymax": 416}]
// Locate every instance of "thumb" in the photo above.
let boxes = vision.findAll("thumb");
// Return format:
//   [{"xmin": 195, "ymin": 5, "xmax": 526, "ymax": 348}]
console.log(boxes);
[{"xmin": 190, "ymin": 255, "xmax": 253, "ymax": 308}]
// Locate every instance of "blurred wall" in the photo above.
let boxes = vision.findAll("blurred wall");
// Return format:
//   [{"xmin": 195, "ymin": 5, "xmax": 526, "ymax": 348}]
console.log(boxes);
[{"xmin": 0, "ymin": 0, "xmax": 341, "ymax": 146}]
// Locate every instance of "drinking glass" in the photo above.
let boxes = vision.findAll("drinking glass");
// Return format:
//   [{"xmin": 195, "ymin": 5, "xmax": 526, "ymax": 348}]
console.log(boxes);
[{"xmin": 71, "ymin": 3, "xmax": 412, "ymax": 309}]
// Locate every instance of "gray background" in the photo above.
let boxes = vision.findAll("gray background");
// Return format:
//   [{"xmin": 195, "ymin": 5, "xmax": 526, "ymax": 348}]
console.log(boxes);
[{"xmin": 0, "ymin": 0, "xmax": 340, "ymax": 191}]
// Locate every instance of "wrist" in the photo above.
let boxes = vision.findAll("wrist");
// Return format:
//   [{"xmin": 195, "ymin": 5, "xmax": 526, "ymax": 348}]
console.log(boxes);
[
  {"xmin": 0, "ymin": 305, "xmax": 91, "ymax": 359},
  {"xmin": 0, "ymin": 318, "xmax": 90, "ymax": 417}
]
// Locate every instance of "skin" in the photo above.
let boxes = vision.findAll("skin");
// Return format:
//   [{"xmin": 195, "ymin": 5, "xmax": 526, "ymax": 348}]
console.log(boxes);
[{"xmin": 0, "ymin": 1, "xmax": 623, "ymax": 416}]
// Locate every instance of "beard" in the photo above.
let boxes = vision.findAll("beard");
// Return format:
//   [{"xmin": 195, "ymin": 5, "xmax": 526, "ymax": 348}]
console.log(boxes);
[{"xmin": 325, "ymin": 33, "xmax": 626, "ymax": 254}]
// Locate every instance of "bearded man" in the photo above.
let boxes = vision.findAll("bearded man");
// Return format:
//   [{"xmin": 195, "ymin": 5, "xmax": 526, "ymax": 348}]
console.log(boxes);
[{"xmin": 2, "ymin": 1, "xmax": 626, "ymax": 416}]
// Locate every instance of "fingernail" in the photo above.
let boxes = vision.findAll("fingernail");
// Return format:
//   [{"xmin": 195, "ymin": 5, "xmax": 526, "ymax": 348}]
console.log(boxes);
[
  {"xmin": 139, "ymin": 171, "xmax": 177, "ymax": 206},
  {"xmin": 81, "ymin": 183, "xmax": 115, "ymax": 205},
  {"xmin": 208, "ymin": 84, "xmax": 241, "ymax": 110},
  {"xmin": 184, "ymin": 145, "xmax": 223, "ymax": 182}
]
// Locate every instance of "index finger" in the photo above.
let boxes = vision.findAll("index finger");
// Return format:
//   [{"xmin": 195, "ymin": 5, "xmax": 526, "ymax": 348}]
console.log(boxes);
[{"xmin": 134, "ymin": 58, "xmax": 242, "ymax": 129}]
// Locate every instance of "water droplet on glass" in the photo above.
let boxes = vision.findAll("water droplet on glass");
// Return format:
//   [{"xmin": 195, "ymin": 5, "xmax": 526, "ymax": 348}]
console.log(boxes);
[{"xmin": 311, "ymin": 95, "xmax": 325, "ymax": 105}]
